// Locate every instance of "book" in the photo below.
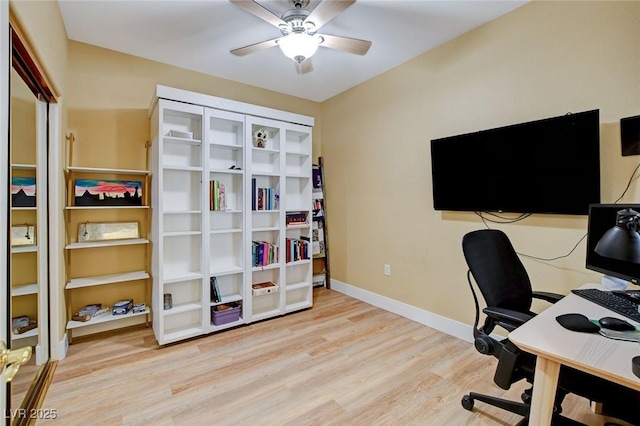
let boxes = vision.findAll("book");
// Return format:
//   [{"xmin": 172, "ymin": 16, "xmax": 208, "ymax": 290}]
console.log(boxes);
[
  {"xmin": 252, "ymin": 178, "xmax": 256, "ymax": 211},
  {"xmin": 210, "ymin": 276, "xmax": 221, "ymax": 303},
  {"xmin": 252, "ymin": 281, "xmax": 279, "ymax": 296},
  {"xmin": 218, "ymin": 182, "xmax": 226, "ymax": 211},
  {"xmin": 312, "ymin": 164, "xmax": 322, "ymax": 188},
  {"xmin": 78, "ymin": 303, "xmax": 102, "ymax": 316}
]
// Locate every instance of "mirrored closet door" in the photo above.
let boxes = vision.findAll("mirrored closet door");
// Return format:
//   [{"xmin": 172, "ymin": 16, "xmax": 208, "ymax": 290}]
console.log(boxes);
[{"xmin": 6, "ymin": 22, "xmax": 56, "ymax": 420}]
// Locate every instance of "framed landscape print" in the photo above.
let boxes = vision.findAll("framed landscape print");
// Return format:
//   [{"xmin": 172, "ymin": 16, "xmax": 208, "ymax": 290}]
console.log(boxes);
[
  {"xmin": 11, "ymin": 177, "xmax": 36, "ymax": 207},
  {"xmin": 74, "ymin": 179, "xmax": 143, "ymax": 206}
]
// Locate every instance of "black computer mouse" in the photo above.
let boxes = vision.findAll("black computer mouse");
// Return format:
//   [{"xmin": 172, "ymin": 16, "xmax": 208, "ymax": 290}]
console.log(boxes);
[{"xmin": 598, "ymin": 317, "xmax": 636, "ymax": 331}]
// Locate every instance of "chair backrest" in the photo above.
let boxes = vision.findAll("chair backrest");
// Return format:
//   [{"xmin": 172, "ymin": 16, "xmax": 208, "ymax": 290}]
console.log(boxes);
[{"xmin": 462, "ymin": 229, "xmax": 533, "ymax": 313}]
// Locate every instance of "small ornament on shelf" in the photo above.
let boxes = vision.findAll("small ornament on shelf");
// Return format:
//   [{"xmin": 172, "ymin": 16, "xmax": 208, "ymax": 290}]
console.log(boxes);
[{"xmin": 253, "ymin": 128, "xmax": 268, "ymax": 148}]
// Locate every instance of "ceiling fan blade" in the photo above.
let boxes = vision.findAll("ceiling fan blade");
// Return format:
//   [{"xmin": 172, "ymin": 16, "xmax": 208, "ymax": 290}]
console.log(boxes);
[
  {"xmin": 229, "ymin": 0, "xmax": 287, "ymax": 29},
  {"xmin": 231, "ymin": 38, "xmax": 281, "ymax": 57},
  {"xmin": 304, "ymin": 0, "xmax": 355, "ymax": 30},
  {"xmin": 320, "ymin": 34, "xmax": 371, "ymax": 56},
  {"xmin": 296, "ymin": 59, "xmax": 313, "ymax": 75}
]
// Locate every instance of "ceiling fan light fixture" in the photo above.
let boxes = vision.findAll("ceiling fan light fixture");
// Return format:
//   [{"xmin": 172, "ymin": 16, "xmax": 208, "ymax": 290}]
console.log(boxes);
[{"xmin": 278, "ymin": 33, "xmax": 320, "ymax": 63}]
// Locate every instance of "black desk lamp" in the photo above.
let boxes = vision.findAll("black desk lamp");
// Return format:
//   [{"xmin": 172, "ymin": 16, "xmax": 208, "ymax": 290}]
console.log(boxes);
[
  {"xmin": 595, "ymin": 208, "xmax": 640, "ymax": 263},
  {"xmin": 595, "ymin": 208, "xmax": 640, "ymax": 380}
]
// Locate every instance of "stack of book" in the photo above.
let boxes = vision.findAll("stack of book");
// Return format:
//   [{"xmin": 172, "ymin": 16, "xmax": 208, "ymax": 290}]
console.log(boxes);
[
  {"xmin": 251, "ymin": 178, "xmax": 278, "ymax": 211},
  {"xmin": 252, "ymin": 241, "xmax": 279, "ymax": 267},
  {"xmin": 285, "ymin": 237, "xmax": 309, "ymax": 262},
  {"xmin": 286, "ymin": 211, "xmax": 308, "ymax": 226},
  {"xmin": 210, "ymin": 180, "xmax": 226, "ymax": 211}
]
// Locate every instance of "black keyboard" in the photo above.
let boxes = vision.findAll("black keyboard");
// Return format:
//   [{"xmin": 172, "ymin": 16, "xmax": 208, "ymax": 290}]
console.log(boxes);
[{"xmin": 572, "ymin": 288, "xmax": 640, "ymax": 323}]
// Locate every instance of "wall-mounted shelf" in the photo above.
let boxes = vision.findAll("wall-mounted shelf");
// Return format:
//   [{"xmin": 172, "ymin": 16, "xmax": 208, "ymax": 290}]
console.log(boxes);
[{"xmin": 63, "ymin": 163, "xmax": 152, "ymax": 342}]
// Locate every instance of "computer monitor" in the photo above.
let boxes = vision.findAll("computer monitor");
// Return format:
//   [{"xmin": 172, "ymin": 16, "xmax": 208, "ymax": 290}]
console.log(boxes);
[{"xmin": 586, "ymin": 203, "xmax": 640, "ymax": 287}]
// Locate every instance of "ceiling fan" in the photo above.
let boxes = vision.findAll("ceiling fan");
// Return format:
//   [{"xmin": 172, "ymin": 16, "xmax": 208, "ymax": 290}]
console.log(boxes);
[{"xmin": 230, "ymin": 0, "xmax": 372, "ymax": 74}]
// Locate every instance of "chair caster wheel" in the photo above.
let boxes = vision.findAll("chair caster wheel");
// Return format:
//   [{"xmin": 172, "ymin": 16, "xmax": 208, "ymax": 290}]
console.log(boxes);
[
  {"xmin": 461, "ymin": 395, "xmax": 474, "ymax": 411},
  {"xmin": 521, "ymin": 391, "xmax": 531, "ymax": 405}
]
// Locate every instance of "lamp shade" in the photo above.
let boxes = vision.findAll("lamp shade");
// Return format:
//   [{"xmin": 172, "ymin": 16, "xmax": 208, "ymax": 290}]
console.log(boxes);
[
  {"xmin": 278, "ymin": 33, "xmax": 320, "ymax": 63},
  {"xmin": 595, "ymin": 208, "xmax": 640, "ymax": 263}
]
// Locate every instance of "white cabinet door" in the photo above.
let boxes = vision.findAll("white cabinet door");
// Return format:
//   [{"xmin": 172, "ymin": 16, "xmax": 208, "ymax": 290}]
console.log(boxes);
[
  {"xmin": 152, "ymin": 99, "xmax": 206, "ymax": 345},
  {"xmin": 204, "ymin": 108, "xmax": 247, "ymax": 333}
]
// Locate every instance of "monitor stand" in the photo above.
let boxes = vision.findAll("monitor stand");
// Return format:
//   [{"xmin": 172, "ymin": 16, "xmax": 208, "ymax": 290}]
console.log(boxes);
[{"xmin": 602, "ymin": 275, "xmax": 628, "ymax": 291}]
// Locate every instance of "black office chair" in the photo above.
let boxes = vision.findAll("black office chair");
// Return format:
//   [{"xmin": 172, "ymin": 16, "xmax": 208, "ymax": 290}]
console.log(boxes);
[
  {"xmin": 461, "ymin": 229, "xmax": 568, "ymax": 424},
  {"xmin": 461, "ymin": 229, "xmax": 640, "ymax": 425}
]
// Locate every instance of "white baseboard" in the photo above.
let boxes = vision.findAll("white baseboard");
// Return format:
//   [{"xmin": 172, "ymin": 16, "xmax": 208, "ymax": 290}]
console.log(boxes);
[{"xmin": 330, "ymin": 279, "xmax": 474, "ymax": 343}]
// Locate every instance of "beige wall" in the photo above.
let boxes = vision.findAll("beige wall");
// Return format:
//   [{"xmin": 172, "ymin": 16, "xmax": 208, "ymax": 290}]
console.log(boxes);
[
  {"xmin": 66, "ymin": 41, "xmax": 322, "ymax": 166},
  {"xmin": 321, "ymin": 1, "xmax": 640, "ymax": 325}
]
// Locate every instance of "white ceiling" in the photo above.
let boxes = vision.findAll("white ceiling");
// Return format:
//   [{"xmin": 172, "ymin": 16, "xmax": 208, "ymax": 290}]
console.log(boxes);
[{"xmin": 58, "ymin": 0, "xmax": 527, "ymax": 102}]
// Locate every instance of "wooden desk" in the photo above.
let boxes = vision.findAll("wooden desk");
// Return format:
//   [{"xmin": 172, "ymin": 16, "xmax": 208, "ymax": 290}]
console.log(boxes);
[{"xmin": 509, "ymin": 284, "xmax": 640, "ymax": 425}]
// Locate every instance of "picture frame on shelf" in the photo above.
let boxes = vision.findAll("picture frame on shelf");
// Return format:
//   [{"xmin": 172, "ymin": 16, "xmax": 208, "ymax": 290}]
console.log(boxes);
[
  {"xmin": 74, "ymin": 178, "xmax": 143, "ymax": 206},
  {"xmin": 11, "ymin": 224, "xmax": 36, "ymax": 246},
  {"xmin": 78, "ymin": 221, "xmax": 140, "ymax": 242},
  {"xmin": 11, "ymin": 177, "xmax": 36, "ymax": 207}
]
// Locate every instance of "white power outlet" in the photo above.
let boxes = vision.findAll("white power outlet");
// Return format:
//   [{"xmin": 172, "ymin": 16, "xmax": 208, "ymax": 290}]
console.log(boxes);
[{"xmin": 384, "ymin": 264, "xmax": 391, "ymax": 276}]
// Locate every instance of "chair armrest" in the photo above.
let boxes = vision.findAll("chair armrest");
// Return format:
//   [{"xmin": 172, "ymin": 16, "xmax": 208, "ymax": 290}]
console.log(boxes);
[
  {"xmin": 483, "ymin": 307, "xmax": 534, "ymax": 327},
  {"xmin": 532, "ymin": 291, "xmax": 564, "ymax": 304}
]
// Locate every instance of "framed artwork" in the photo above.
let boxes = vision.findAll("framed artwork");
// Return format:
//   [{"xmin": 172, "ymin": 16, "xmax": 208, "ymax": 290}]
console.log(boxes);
[
  {"xmin": 78, "ymin": 222, "xmax": 139, "ymax": 242},
  {"xmin": 11, "ymin": 177, "xmax": 36, "ymax": 207},
  {"xmin": 11, "ymin": 225, "xmax": 36, "ymax": 246},
  {"xmin": 74, "ymin": 179, "xmax": 143, "ymax": 206}
]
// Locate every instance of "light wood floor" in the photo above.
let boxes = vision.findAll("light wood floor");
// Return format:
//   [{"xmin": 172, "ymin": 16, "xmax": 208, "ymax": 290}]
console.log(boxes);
[{"xmin": 39, "ymin": 288, "xmax": 633, "ymax": 425}]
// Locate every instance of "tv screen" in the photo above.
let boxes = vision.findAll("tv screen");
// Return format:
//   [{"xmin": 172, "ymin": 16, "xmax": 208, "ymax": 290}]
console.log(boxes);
[
  {"xmin": 430, "ymin": 109, "xmax": 601, "ymax": 215},
  {"xmin": 586, "ymin": 203, "xmax": 640, "ymax": 286}
]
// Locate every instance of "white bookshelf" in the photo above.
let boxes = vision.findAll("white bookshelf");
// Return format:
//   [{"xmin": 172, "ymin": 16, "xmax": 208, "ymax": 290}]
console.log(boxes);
[{"xmin": 149, "ymin": 85, "xmax": 313, "ymax": 345}]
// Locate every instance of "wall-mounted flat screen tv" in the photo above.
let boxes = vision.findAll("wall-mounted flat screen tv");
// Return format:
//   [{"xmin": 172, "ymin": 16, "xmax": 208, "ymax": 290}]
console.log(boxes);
[{"xmin": 430, "ymin": 109, "xmax": 600, "ymax": 215}]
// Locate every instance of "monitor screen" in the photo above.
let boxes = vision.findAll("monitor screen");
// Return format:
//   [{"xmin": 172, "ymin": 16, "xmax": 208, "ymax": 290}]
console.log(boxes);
[
  {"xmin": 430, "ymin": 109, "xmax": 601, "ymax": 215},
  {"xmin": 586, "ymin": 203, "xmax": 640, "ymax": 286}
]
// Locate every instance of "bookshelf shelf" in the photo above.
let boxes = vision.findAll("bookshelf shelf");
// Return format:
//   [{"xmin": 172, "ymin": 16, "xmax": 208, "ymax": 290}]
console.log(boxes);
[
  {"xmin": 12, "ymin": 328, "xmax": 38, "ymax": 340},
  {"xmin": 12, "ymin": 283, "xmax": 38, "ymax": 296},
  {"xmin": 65, "ymin": 238, "xmax": 149, "ymax": 250},
  {"xmin": 163, "ymin": 302, "xmax": 202, "ymax": 316},
  {"xmin": 11, "ymin": 163, "xmax": 36, "ymax": 170},
  {"xmin": 65, "ymin": 166, "xmax": 151, "ymax": 176},
  {"xmin": 66, "ymin": 270, "xmax": 149, "ymax": 290},
  {"xmin": 66, "ymin": 308, "xmax": 150, "ymax": 330},
  {"xmin": 11, "ymin": 246, "xmax": 38, "ymax": 254}
]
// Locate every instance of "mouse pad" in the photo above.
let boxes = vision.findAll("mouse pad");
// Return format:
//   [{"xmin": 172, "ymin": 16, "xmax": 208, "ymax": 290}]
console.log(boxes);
[
  {"xmin": 598, "ymin": 328, "xmax": 640, "ymax": 342},
  {"xmin": 556, "ymin": 313, "xmax": 600, "ymax": 333}
]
